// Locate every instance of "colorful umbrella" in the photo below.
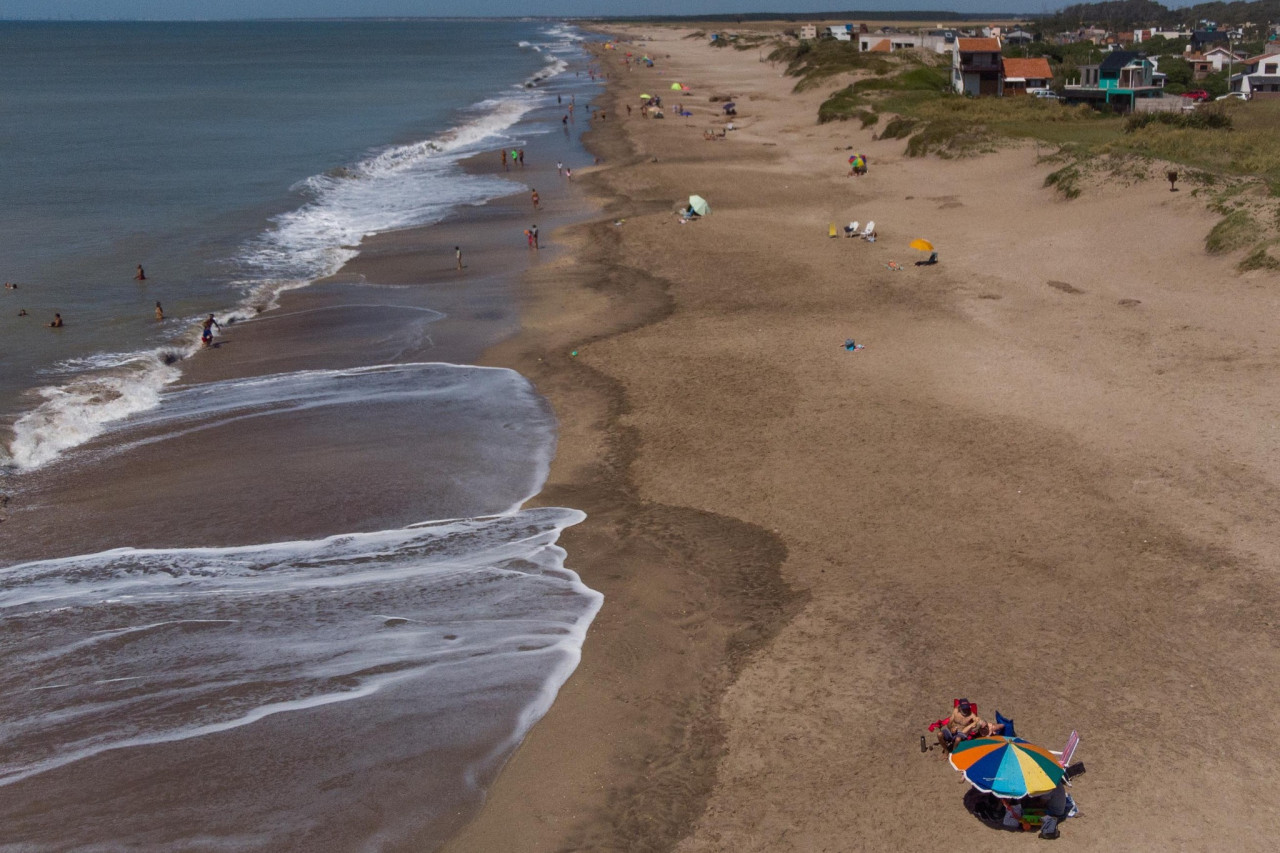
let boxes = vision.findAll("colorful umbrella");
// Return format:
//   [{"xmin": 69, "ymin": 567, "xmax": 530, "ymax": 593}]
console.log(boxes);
[
  {"xmin": 949, "ymin": 736, "xmax": 1064, "ymax": 798},
  {"xmin": 909, "ymin": 238, "xmax": 935, "ymax": 252}
]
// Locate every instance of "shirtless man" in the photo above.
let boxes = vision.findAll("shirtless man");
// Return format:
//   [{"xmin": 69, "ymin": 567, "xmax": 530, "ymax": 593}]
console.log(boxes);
[
  {"xmin": 935, "ymin": 699, "xmax": 998, "ymax": 752},
  {"xmin": 135, "ymin": 264, "xmax": 146, "ymax": 281},
  {"xmin": 201, "ymin": 313, "xmax": 220, "ymax": 347}
]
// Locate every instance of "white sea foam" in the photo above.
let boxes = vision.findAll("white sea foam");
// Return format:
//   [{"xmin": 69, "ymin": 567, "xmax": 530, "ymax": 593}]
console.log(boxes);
[
  {"xmin": 1, "ymin": 25, "xmax": 585, "ymax": 473},
  {"xmin": 0, "ymin": 507, "xmax": 600, "ymax": 790}
]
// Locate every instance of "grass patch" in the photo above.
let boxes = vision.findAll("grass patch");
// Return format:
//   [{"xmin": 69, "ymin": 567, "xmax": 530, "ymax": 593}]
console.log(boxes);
[
  {"xmin": 1239, "ymin": 243, "xmax": 1280, "ymax": 271},
  {"xmin": 1044, "ymin": 164, "xmax": 1082, "ymax": 199},
  {"xmin": 1205, "ymin": 210, "xmax": 1258, "ymax": 255},
  {"xmin": 769, "ymin": 39, "xmax": 896, "ymax": 92},
  {"xmin": 878, "ymin": 115, "xmax": 918, "ymax": 139}
]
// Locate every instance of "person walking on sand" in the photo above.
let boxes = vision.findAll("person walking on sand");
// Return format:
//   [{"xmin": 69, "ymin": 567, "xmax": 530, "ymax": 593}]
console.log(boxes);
[
  {"xmin": 155, "ymin": 301, "xmax": 164, "ymax": 321},
  {"xmin": 531, "ymin": 189, "xmax": 540, "ymax": 210},
  {"xmin": 517, "ymin": 149, "xmax": 524, "ymax": 166},
  {"xmin": 556, "ymin": 161, "xmax": 564, "ymax": 176},
  {"xmin": 49, "ymin": 312, "xmax": 63, "ymax": 328},
  {"xmin": 455, "ymin": 246, "xmax": 463, "ymax": 270},
  {"xmin": 501, "ymin": 149, "xmax": 508, "ymax": 171},
  {"xmin": 200, "ymin": 313, "xmax": 220, "ymax": 347},
  {"xmin": 134, "ymin": 264, "xmax": 146, "ymax": 281}
]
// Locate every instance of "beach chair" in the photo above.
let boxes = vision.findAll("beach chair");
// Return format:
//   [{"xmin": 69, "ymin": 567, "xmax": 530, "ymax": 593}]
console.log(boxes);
[
  {"xmin": 829, "ymin": 223, "xmax": 838, "ymax": 238},
  {"xmin": 858, "ymin": 221, "xmax": 876, "ymax": 241},
  {"xmin": 844, "ymin": 221, "xmax": 860, "ymax": 237},
  {"xmin": 1052, "ymin": 730, "xmax": 1081, "ymax": 780}
]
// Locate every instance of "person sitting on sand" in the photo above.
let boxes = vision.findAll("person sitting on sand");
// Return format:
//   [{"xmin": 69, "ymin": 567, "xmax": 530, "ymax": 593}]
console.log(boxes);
[
  {"xmin": 932, "ymin": 699, "xmax": 1000, "ymax": 752},
  {"xmin": 915, "ymin": 251, "xmax": 938, "ymax": 266}
]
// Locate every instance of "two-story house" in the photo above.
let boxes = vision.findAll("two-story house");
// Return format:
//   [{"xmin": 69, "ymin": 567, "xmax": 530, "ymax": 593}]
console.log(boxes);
[
  {"xmin": 1230, "ymin": 48, "xmax": 1280, "ymax": 98},
  {"xmin": 1064, "ymin": 51, "xmax": 1160, "ymax": 112},
  {"xmin": 952, "ymin": 37, "xmax": 1003, "ymax": 96}
]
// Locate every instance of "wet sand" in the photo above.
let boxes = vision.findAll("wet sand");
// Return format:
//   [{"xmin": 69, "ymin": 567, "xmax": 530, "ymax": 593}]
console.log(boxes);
[{"xmin": 439, "ymin": 25, "xmax": 1280, "ymax": 853}]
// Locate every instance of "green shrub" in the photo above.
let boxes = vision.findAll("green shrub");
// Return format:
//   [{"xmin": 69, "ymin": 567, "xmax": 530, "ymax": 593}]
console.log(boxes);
[
  {"xmin": 1125, "ymin": 110, "xmax": 1233, "ymax": 132},
  {"xmin": 858, "ymin": 109, "xmax": 880, "ymax": 129}
]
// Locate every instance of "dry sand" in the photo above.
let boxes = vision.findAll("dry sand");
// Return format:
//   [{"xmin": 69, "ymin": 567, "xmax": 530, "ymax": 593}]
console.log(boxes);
[{"xmin": 443, "ymin": 25, "xmax": 1280, "ymax": 852}]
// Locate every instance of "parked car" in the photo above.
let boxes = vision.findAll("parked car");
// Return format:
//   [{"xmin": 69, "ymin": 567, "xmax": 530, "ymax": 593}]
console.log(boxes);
[
  {"xmin": 1181, "ymin": 89, "xmax": 1210, "ymax": 101},
  {"xmin": 1032, "ymin": 90, "xmax": 1063, "ymax": 100},
  {"xmin": 1216, "ymin": 91, "xmax": 1250, "ymax": 101}
]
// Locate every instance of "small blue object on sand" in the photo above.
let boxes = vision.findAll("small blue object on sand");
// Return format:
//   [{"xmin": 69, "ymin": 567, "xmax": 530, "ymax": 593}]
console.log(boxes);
[{"xmin": 843, "ymin": 339, "xmax": 865, "ymax": 352}]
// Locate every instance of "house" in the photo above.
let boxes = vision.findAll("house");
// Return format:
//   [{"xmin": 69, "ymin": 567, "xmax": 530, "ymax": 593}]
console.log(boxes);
[
  {"xmin": 857, "ymin": 31, "xmax": 950, "ymax": 54},
  {"xmin": 798, "ymin": 25, "xmax": 817, "ymax": 41},
  {"xmin": 825, "ymin": 25, "xmax": 852, "ymax": 42},
  {"xmin": 1004, "ymin": 28, "xmax": 1036, "ymax": 45},
  {"xmin": 1230, "ymin": 51, "xmax": 1280, "ymax": 98},
  {"xmin": 1064, "ymin": 51, "xmax": 1160, "ymax": 112},
  {"xmin": 953, "ymin": 37, "xmax": 1003, "ymax": 95},
  {"xmin": 1190, "ymin": 30, "xmax": 1230, "ymax": 52},
  {"xmin": 1001, "ymin": 57, "xmax": 1054, "ymax": 94},
  {"xmin": 1202, "ymin": 46, "xmax": 1244, "ymax": 72}
]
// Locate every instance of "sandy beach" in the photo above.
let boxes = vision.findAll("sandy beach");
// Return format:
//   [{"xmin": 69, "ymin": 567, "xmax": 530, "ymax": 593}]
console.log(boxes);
[{"xmin": 442, "ymin": 25, "xmax": 1280, "ymax": 852}]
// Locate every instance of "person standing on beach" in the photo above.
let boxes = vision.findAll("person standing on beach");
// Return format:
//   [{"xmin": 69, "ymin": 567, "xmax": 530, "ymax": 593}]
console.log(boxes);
[
  {"xmin": 455, "ymin": 246, "xmax": 463, "ymax": 270},
  {"xmin": 531, "ymin": 189, "xmax": 540, "ymax": 210},
  {"xmin": 531, "ymin": 224, "xmax": 539, "ymax": 250},
  {"xmin": 155, "ymin": 301, "xmax": 164, "ymax": 321},
  {"xmin": 201, "ymin": 313, "xmax": 220, "ymax": 347},
  {"xmin": 134, "ymin": 264, "xmax": 146, "ymax": 281},
  {"xmin": 526, "ymin": 228, "xmax": 534, "ymax": 249},
  {"xmin": 517, "ymin": 149, "xmax": 524, "ymax": 167},
  {"xmin": 501, "ymin": 149, "xmax": 508, "ymax": 171},
  {"xmin": 556, "ymin": 161, "xmax": 564, "ymax": 176}
]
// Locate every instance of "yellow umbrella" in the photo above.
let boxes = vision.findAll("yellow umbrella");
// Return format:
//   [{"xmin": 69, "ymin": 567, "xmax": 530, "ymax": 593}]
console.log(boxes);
[
  {"xmin": 640, "ymin": 93, "xmax": 652, "ymax": 99},
  {"xmin": 910, "ymin": 238, "xmax": 935, "ymax": 252},
  {"xmin": 671, "ymin": 82, "xmax": 684, "ymax": 90}
]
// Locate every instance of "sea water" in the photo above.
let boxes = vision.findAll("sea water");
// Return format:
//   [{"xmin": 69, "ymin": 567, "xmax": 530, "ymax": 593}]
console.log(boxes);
[
  {"xmin": 0, "ymin": 19, "xmax": 602, "ymax": 850},
  {"xmin": 0, "ymin": 19, "xmax": 583, "ymax": 468}
]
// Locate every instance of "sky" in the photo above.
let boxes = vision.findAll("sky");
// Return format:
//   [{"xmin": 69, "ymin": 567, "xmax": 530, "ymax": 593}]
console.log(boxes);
[{"xmin": 1, "ymin": 1, "xmax": 1081, "ymax": 21}]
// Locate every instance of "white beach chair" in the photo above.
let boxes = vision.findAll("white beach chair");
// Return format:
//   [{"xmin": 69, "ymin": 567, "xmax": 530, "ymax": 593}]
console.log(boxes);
[
  {"xmin": 858, "ymin": 220, "xmax": 876, "ymax": 241},
  {"xmin": 844, "ymin": 221, "xmax": 860, "ymax": 237}
]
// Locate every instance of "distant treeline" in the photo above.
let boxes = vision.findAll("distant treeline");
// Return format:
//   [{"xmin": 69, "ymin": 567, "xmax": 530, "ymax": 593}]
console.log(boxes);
[
  {"xmin": 1043, "ymin": 0, "xmax": 1280, "ymax": 31},
  {"xmin": 587, "ymin": 11, "xmax": 1019, "ymax": 24}
]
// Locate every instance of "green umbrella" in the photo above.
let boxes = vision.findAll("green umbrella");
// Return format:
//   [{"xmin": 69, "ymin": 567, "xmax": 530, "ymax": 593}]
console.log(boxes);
[{"xmin": 688, "ymin": 195, "xmax": 711, "ymax": 216}]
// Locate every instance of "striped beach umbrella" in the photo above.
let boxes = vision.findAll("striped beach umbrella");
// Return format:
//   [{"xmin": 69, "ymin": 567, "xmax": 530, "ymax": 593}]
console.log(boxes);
[{"xmin": 948, "ymin": 736, "xmax": 1064, "ymax": 798}]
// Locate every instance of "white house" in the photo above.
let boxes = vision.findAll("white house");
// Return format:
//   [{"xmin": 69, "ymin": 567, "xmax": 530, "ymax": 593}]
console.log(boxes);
[
  {"xmin": 1231, "ymin": 50, "xmax": 1280, "ymax": 98},
  {"xmin": 799, "ymin": 25, "xmax": 817, "ymax": 41}
]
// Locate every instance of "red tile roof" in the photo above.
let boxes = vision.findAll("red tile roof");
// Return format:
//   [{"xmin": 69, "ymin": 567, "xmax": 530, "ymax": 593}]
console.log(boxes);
[
  {"xmin": 867, "ymin": 38, "xmax": 892, "ymax": 53},
  {"xmin": 1001, "ymin": 57, "xmax": 1053, "ymax": 79},
  {"xmin": 957, "ymin": 37, "xmax": 1001, "ymax": 52}
]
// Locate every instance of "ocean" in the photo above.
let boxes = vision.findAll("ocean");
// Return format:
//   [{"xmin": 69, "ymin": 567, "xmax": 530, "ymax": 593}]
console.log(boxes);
[{"xmin": 0, "ymin": 19, "xmax": 602, "ymax": 850}]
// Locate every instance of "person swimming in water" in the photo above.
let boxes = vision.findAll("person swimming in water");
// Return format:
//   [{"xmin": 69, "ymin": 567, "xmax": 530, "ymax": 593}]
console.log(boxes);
[
  {"xmin": 135, "ymin": 264, "xmax": 146, "ymax": 281},
  {"xmin": 49, "ymin": 312, "xmax": 63, "ymax": 328}
]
